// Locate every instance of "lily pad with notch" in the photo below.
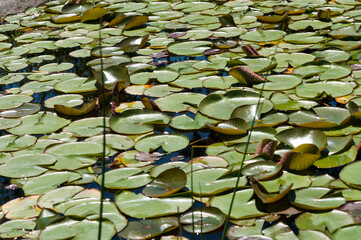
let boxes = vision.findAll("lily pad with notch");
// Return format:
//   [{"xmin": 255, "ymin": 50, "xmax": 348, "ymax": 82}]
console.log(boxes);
[
  {"xmin": 180, "ymin": 207, "xmax": 226, "ymax": 233},
  {"xmin": 135, "ymin": 133, "xmax": 189, "ymax": 153}
]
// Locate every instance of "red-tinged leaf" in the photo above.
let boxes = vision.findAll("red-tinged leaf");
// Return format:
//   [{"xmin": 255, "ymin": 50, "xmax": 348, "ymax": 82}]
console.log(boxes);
[
  {"xmin": 229, "ymin": 66, "xmax": 266, "ymax": 86},
  {"xmin": 254, "ymin": 139, "xmax": 277, "ymax": 159},
  {"xmin": 218, "ymin": 14, "xmax": 236, "ymax": 27}
]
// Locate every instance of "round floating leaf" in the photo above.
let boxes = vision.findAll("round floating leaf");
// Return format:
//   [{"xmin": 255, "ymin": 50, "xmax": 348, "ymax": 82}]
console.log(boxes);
[
  {"xmin": 190, "ymin": 156, "xmax": 228, "ymax": 168},
  {"xmin": 279, "ymin": 144, "xmax": 321, "ymax": 170},
  {"xmin": 109, "ymin": 109, "xmax": 170, "ymax": 134},
  {"xmin": 118, "ymin": 217, "xmax": 179, "ymax": 240},
  {"xmin": 2, "ymin": 196, "xmax": 40, "ymax": 219},
  {"xmin": 54, "ymin": 99, "xmax": 96, "ymax": 116},
  {"xmin": 54, "ymin": 77, "xmax": 97, "ymax": 93},
  {"xmin": 143, "ymin": 168, "xmax": 186, "ymax": 197},
  {"xmin": 340, "ymin": 161, "xmax": 361, "ymax": 189},
  {"xmin": 39, "ymin": 63, "xmax": 74, "ymax": 73},
  {"xmin": 81, "ymin": 7, "xmax": 109, "ymax": 22},
  {"xmin": 254, "ymin": 74, "xmax": 302, "ymax": 91},
  {"xmin": 115, "ymin": 191, "xmax": 192, "ymax": 218},
  {"xmin": 226, "ymin": 220, "xmax": 266, "ymax": 240},
  {"xmin": 290, "ymin": 187, "xmax": 346, "ymax": 210},
  {"xmin": 0, "ymin": 134, "xmax": 36, "ymax": 152},
  {"xmin": 62, "ymin": 117, "xmax": 109, "ymax": 137},
  {"xmin": 207, "ymin": 118, "xmax": 248, "ymax": 135},
  {"xmin": 39, "ymin": 219, "xmax": 116, "ymax": 240},
  {"xmin": 276, "ymin": 128, "xmax": 327, "ymax": 149},
  {"xmin": 92, "ymin": 65, "xmax": 130, "ymax": 90},
  {"xmin": 289, "ymin": 19, "xmax": 332, "ymax": 30},
  {"xmin": 44, "ymin": 94, "xmax": 83, "ymax": 109},
  {"xmin": 313, "ymin": 49, "xmax": 350, "ymax": 62},
  {"xmin": 85, "ymin": 134, "xmax": 134, "ymax": 150},
  {"xmin": 314, "ymin": 145, "xmax": 357, "ymax": 168},
  {"xmin": 271, "ymin": 92, "xmax": 317, "ymax": 111},
  {"xmin": 0, "ymin": 95, "xmax": 32, "ymax": 110},
  {"xmin": 7, "ymin": 112, "xmax": 70, "ymax": 135},
  {"xmin": 199, "ymin": 88, "xmax": 271, "ymax": 120},
  {"xmin": 180, "ymin": 207, "xmax": 226, "ymax": 233},
  {"xmin": 241, "ymin": 29, "xmax": 285, "ymax": 42},
  {"xmin": 210, "ymin": 189, "xmax": 267, "ymax": 219},
  {"xmin": 295, "ymin": 210, "xmax": 355, "ymax": 233},
  {"xmin": 0, "ymin": 117, "xmax": 21, "ymax": 130},
  {"xmin": 0, "ymin": 103, "xmax": 40, "ymax": 118},
  {"xmin": 168, "ymin": 41, "xmax": 212, "ymax": 56},
  {"xmin": 242, "ymin": 161, "xmax": 282, "ymax": 180},
  {"xmin": 46, "ymin": 142, "xmax": 108, "ymax": 156},
  {"xmin": 23, "ymin": 171, "xmax": 81, "ymax": 196},
  {"xmin": 37, "ymin": 186, "xmax": 85, "ymax": 209},
  {"xmin": 295, "ymin": 81, "xmax": 354, "ymax": 98},
  {"xmin": 298, "ymin": 230, "xmax": 331, "ymax": 240},
  {"xmin": 0, "ymin": 154, "xmax": 57, "ymax": 178},
  {"xmin": 154, "ymin": 92, "xmax": 206, "ymax": 112},
  {"xmin": 0, "ymin": 219, "xmax": 35, "ymax": 239},
  {"xmin": 135, "ymin": 133, "xmax": 189, "ymax": 153},
  {"xmin": 96, "ymin": 168, "xmax": 151, "ymax": 189},
  {"xmin": 333, "ymin": 225, "xmax": 361, "ymax": 240}
]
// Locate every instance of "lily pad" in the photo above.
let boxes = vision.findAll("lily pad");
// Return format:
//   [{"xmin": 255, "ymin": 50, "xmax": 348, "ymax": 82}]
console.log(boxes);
[
  {"xmin": 115, "ymin": 191, "xmax": 192, "ymax": 218},
  {"xmin": 180, "ymin": 207, "xmax": 226, "ymax": 233},
  {"xmin": 96, "ymin": 168, "xmax": 151, "ymax": 189},
  {"xmin": 135, "ymin": 133, "xmax": 189, "ymax": 153}
]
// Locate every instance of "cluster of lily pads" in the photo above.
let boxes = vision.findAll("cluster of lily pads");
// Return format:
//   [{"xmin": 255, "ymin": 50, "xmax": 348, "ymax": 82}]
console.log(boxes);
[{"xmin": 1, "ymin": 0, "xmax": 361, "ymax": 239}]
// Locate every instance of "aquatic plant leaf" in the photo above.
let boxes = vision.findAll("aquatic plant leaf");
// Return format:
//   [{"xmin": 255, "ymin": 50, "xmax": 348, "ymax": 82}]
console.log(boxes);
[
  {"xmin": 276, "ymin": 128, "xmax": 327, "ymax": 149},
  {"xmin": 135, "ymin": 133, "xmax": 189, "ymax": 153},
  {"xmin": 118, "ymin": 217, "xmax": 178, "ymax": 240},
  {"xmin": 0, "ymin": 134, "xmax": 36, "ymax": 152},
  {"xmin": 242, "ymin": 161, "xmax": 282, "ymax": 180},
  {"xmin": 180, "ymin": 207, "xmax": 226, "ymax": 233},
  {"xmin": 296, "ymin": 210, "xmax": 355, "ymax": 233},
  {"xmin": 96, "ymin": 168, "xmax": 151, "ymax": 189},
  {"xmin": 0, "ymin": 219, "xmax": 36, "ymax": 239},
  {"xmin": 340, "ymin": 160, "xmax": 361, "ymax": 189},
  {"xmin": 143, "ymin": 168, "xmax": 186, "ymax": 197},
  {"xmin": 115, "ymin": 191, "xmax": 192, "ymax": 218},
  {"xmin": 0, "ymin": 154, "xmax": 57, "ymax": 178},
  {"xmin": 314, "ymin": 145, "xmax": 357, "ymax": 168},
  {"xmin": 290, "ymin": 187, "xmax": 346, "ymax": 210},
  {"xmin": 210, "ymin": 189, "xmax": 267, "ymax": 219},
  {"xmin": 168, "ymin": 41, "xmax": 212, "ymax": 56}
]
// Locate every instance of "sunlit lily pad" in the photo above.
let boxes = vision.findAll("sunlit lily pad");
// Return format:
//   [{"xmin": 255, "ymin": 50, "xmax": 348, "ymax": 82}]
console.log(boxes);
[
  {"xmin": 135, "ymin": 133, "xmax": 189, "ymax": 153},
  {"xmin": 242, "ymin": 161, "xmax": 282, "ymax": 180},
  {"xmin": 340, "ymin": 160, "xmax": 361, "ymax": 189},
  {"xmin": 0, "ymin": 219, "xmax": 36, "ymax": 239},
  {"xmin": 210, "ymin": 189, "xmax": 267, "ymax": 219},
  {"xmin": 96, "ymin": 168, "xmax": 151, "ymax": 189},
  {"xmin": 118, "ymin": 217, "xmax": 179, "ymax": 240},
  {"xmin": 180, "ymin": 207, "xmax": 226, "ymax": 233},
  {"xmin": 115, "ymin": 191, "xmax": 192, "ymax": 218},
  {"xmin": 0, "ymin": 154, "xmax": 57, "ymax": 178},
  {"xmin": 0, "ymin": 95, "xmax": 32, "ymax": 110},
  {"xmin": 276, "ymin": 128, "xmax": 327, "ymax": 149},
  {"xmin": 109, "ymin": 109, "xmax": 170, "ymax": 134},
  {"xmin": 314, "ymin": 145, "xmax": 357, "ymax": 168},
  {"xmin": 0, "ymin": 134, "xmax": 36, "ymax": 152},
  {"xmin": 62, "ymin": 117, "xmax": 109, "ymax": 137},
  {"xmin": 54, "ymin": 77, "xmax": 97, "ymax": 93},
  {"xmin": 154, "ymin": 93, "xmax": 206, "ymax": 113},
  {"xmin": 168, "ymin": 41, "xmax": 212, "ymax": 56},
  {"xmin": 295, "ymin": 210, "xmax": 355, "ymax": 233},
  {"xmin": 2, "ymin": 196, "xmax": 40, "ymax": 219},
  {"xmin": 290, "ymin": 187, "xmax": 346, "ymax": 210}
]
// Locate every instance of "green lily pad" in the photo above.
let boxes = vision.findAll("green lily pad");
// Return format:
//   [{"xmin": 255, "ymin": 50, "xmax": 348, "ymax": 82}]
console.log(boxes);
[
  {"xmin": 39, "ymin": 218, "xmax": 116, "ymax": 240},
  {"xmin": 168, "ymin": 41, "xmax": 212, "ymax": 56},
  {"xmin": 154, "ymin": 93, "xmax": 206, "ymax": 113},
  {"xmin": 0, "ymin": 134, "xmax": 36, "ymax": 152},
  {"xmin": 44, "ymin": 94, "xmax": 83, "ymax": 109},
  {"xmin": 39, "ymin": 63, "xmax": 74, "ymax": 73},
  {"xmin": 296, "ymin": 81, "xmax": 354, "ymax": 98},
  {"xmin": 143, "ymin": 168, "xmax": 186, "ymax": 197},
  {"xmin": 290, "ymin": 187, "xmax": 346, "ymax": 210},
  {"xmin": 242, "ymin": 161, "xmax": 282, "ymax": 180},
  {"xmin": 313, "ymin": 49, "xmax": 350, "ymax": 62},
  {"xmin": 210, "ymin": 189, "xmax": 267, "ymax": 219},
  {"xmin": 0, "ymin": 154, "xmax": 57, "ymax": 178},
  {"xmin": 92, "ymin": 65, "xmax": 130, "ymax": 90},
  {"xmin": 7, "ymin": 112, "xmax": 70, "ymax": 135},
  {"xmin": 199, "ymin": 88, "xmax": 272, "ymax": 120},
  {"xmin": 2, "ymin": 196, "xmax": 41, "ymax": 219},
  {"xmin": 54, "ymin": 77, "xmax": 97, "ymax": 93},
  {"xmin": 0, "ymin": 95, "xmax": 32, "ymax": 110},
  {"xmin": 135, "ymin": 133, "xmax": 189, "ymax": 153},
  {"xmin": 62, "ymin": 117, "xmax": 109, "ymax": 137},
  {"xmin": 46, "ymin": 142, "xmax": 108, "ymax": 156},
  {"xmin": 241, "ymin": 29, "xmax": 285, "ymax": 42},
  {"xmin": 180, "ymin": 207, "xmax": 226, "ymax": 233},
  {"xmin": 109, "ymin": 109, "xmax": 170, "ymax": 134},
  {"xmin": 37, "ymin": 186, "xmax": 85, "ymax": 209},
  {"xmin": 115, "ymin": 191, "xmax": 192, "ymax": 218},
  {"xmin": 117, "ymin": 217, "xmax": 179, "ymax": 240},
  {"xmin": 333, "ymin": 225, "xmax": 361, "ymax": 240},
  {"xmin": 0, "ymin": 219, "xmax": 36, "ymax": 239},
  {"xmin": 271, "ymin": 92, "xmax": 318, "ymax": 111},
  {"xmin": 187, "ymin": 168, "xmax": 247, "ymax": 196},
  {"xmin": 85, "ymin": 134, "xmax": 134, "ymax": 150},
  {"xmin": 0, "ymin": 103, "xmax": 40, "ymax": 118},
  {"xmin": 295, "ymin": 210, "xmax": 355, "ymax": 233},
  {"xmin": 0, "ymin": 117, "xmax": 21, "ymax": 130},
  {"xmin": 340, "ymin": 160, "xmax": 361, "ymax": 189},
  {"xmin": 314, "ymin": 145, "xmax": 357, "ymax": 168},
  {"xmin": 276, "ymin": 128, "xmax": 327, "ymax": 149},
  {"xmin": 96, "ymin": 168, "xmax": 151, "ymax": 189},
  {"xmin": 254, "ymin": 74, "xmax": 302, "ymax": 91},
  {"xmin": 23, "ymin": 171, "xmax": 81, "ymax": 196}
]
